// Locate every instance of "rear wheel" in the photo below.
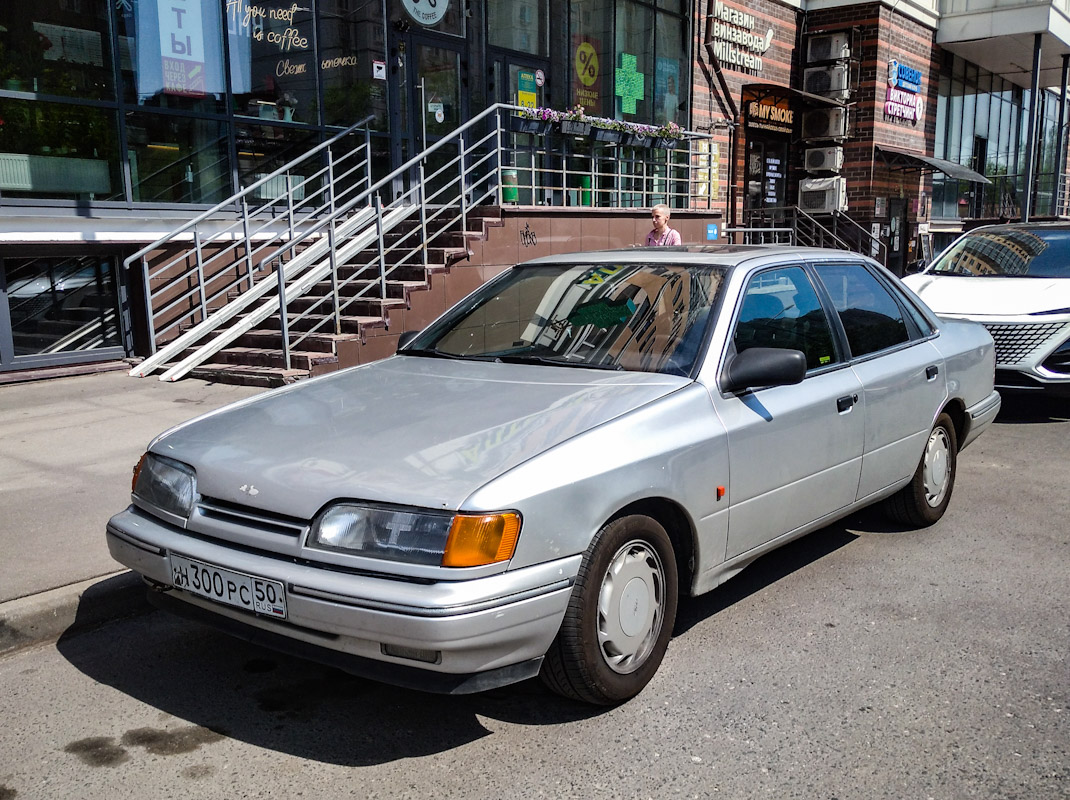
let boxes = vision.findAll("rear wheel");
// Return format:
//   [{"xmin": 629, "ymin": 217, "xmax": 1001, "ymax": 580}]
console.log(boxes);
[
  {"xmin": 885, "ymin": 413, "xmax": 958, "ymax": 526},
  {"xmin": 540, "ymin": 515, "xmax": 678, "ymax": 705}
]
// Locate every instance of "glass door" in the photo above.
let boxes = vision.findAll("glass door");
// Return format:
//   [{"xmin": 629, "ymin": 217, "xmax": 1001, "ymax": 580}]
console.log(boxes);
[{"xmin": 490, "ymin": 53, "xmax": 552, "ymax": 205}]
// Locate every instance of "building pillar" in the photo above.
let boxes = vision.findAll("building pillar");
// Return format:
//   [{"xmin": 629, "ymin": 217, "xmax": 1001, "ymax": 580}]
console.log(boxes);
[{"xmin": 1023, "ymin": 33, "xmax": 1043, "ymax": 221}]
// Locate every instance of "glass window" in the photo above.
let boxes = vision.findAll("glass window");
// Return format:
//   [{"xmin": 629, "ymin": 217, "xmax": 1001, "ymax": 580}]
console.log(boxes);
[
  {"xmin": 0, "ymin": 1, "xmax": 116, "ymax": 100},
  {"xmin": 733, "ymin": 267, "xmax": 838, "ymax": 371},
  {"xmin": 569, "ymin": 0, "xmax": 612, "ymax": 117},
  {"xmin": 125, "ymin": 111, "xmax": 230, "ymax": 203},
  {"xmin": 116, "ymin": 0, "xmax": 227, "ymax": 113},
  {"xmin": 814, "ymin": 263, "xmax": 910, "ymax": 358},
  {"xmin": 233, "ymin": 120, "xmax": 319, "ymax": 198},
  {"xmin": 934, "ymin": 76, "xmax": 949, "ymax": 158},
  {"xmin": 654, "ymin": 16, "xmax": 685, "ymax": 126},
  {"xmin": 948, "ymin": 84, "xmax": 962, "ymax": 165},
  {"xmin": 615, "ymin": 1, "xmax": 654, "ymax": 119},
  {"xmin": 4, "ymin": 254, "xmax": 121, "ymax": 356},
  {"xmin": 0, "ymin": 98, "xmax": 121, "ymax": 200},
  {"xmin": 488, "ymin": 0, "xmax": 549, "ymax": 56},
  {"xmin": 318, "ymin": 0, "xmax": 388, "ymax": 129},
  {"xmin": 928, "ymin": 227, "xmax": 1070, "ymax": 278},
  {"xmin": 228, "ymin": 0, "xmax": 318, "ymax": 124}
]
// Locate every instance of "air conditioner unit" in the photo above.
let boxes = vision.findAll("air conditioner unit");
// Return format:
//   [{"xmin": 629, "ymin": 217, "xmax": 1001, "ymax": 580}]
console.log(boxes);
[
  {"xmin": 807, "ymin": 32, "xmax": 850, "ymax": 63},
  {"xmin": 805, "ymin": 146, "xmax": 844, "ymax": 173},
  {"xmin": 799, "ymin": 176, "xmax": 848, "ymax": 214},
  {"xmin": 803, "ymin": 64, "xmax": 851, "ymax": 101},
  {"xmin": 802, "ymin": 107, "xmax": 848, "ymax": 141}
]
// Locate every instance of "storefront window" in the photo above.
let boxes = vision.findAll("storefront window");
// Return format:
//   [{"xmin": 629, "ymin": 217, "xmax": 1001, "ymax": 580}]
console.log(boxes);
[
  {"xmin": 116, "ymin": 0, "xmax": 227, "ymax": 113},
  {"xmin": 125, "ymin": 111, "xmax": 230, "ymax": 203},
  {"xmin": 234, "ymin": 121, "xmax": 319, "ymax": 196},
  {"xmin": 0, "ymin": 2, "xmax": 116, "ymax": 101},
  {"xmin": 488, "ymin": 0, "xmax": 548, "ymax": 56},
  {"xmin": 0, "ymin": 99, "xmax": 120, "ymax": 200},
  {"xmin": 654, "ymin": 16, "xmax": 684, "ymax": 126},
  {"xmin": 614, "ymin": 1, "xmax": 653, "ymax": 119},
  {"xmin": 569, "ymin": 0, "xmax": 612, "ymax": 117},
  {"xmin": 228, "ymin": 0, "xmax": 318, "ymax": 124},
  {"xmin": 318, "ymin": 0, "xmax": 388, "ymax": 129}
]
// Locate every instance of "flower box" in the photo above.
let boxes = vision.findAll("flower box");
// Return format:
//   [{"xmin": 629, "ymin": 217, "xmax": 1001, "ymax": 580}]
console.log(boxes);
[
  {"xmin": 590, "ymin": 126, "xmax": 622, "ymax": 143},
  {"xmin": 511, "ymin": 117, "xmax": 553, "ymax": 135},
  {"xmin": 558, "ymin": 119, "xmax": 593, "ymax": 137},
  {"xmin": 654, "ymin": 137, "xmax": 683, "ymax": 150}
]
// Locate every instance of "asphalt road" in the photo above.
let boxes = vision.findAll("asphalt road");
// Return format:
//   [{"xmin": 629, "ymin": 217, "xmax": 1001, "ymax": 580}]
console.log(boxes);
[{"xmin": 1, "ymin": 394, "xmax": 1067, "ymax": 800}]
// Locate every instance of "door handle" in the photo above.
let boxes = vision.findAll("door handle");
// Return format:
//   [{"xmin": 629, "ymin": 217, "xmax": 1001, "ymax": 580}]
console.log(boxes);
[
  {"xmin": 837, "ymin": 394, "xmax": 857, "ymax": 413},
  {"xmin": 926, "ymin": 365, "xmax": 939, "ymax": 380}
]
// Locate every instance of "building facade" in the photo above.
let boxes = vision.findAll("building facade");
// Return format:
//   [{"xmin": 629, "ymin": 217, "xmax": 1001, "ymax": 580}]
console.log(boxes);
[{"xmin": 2, "ymin": 0, "xmax": 1070, "ymax": 375}]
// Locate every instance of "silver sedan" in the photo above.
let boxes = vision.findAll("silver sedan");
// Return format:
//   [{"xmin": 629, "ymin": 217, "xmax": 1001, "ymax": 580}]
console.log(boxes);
[{"xmin": 107, "ymin": 246, "xmax": 1000, "ymax": 705}]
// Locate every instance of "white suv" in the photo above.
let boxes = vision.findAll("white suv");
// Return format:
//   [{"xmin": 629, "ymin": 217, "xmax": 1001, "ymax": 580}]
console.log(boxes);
[{"xmin": 904, "ymin": 223, "xmax": 1070, "ymax": 395}]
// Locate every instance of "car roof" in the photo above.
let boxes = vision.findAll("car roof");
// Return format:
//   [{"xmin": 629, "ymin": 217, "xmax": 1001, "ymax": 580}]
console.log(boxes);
[
  {"xmin": 518, "ymin": 245, "xmax": 871, "ymax": 269},
  {"xmin": 966, "ymin": 222, "xmax": 1070, "ymax": 234}
]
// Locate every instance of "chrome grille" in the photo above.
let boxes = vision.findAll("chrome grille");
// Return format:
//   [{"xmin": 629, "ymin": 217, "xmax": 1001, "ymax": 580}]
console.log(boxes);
[
  {"xmin": 196, "ymin": 496, "xmax": 308, "ymax": 538},
  {"xmin": 981, "ymin": 322, "xmax": 1070, "ymax": 367}
]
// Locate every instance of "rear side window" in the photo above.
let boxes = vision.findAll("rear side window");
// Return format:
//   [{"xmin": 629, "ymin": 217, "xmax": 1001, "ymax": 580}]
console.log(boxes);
[
  {"xmin": 733, "ymin": 266, "xmax": 839, "ymax": 370},
  {"xmin": 814, "ymin": 263, "xmax": 909, "ymax": 358}
]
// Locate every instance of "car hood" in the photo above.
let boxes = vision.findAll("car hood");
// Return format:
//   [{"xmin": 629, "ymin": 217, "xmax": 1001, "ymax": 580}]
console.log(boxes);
[
  {"xmin": 903, "ymin": 273, "xmax": 1070, "ymax": 316},
  {"xmin": 150, "ymin": 356, "xmax": 688, "ymax": 518}
]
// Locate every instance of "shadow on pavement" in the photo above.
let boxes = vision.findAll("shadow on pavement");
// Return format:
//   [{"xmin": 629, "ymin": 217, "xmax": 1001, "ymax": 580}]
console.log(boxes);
[{"xmin": 995, "ymin": 392, "xmax": 1070, "ymax": 424}]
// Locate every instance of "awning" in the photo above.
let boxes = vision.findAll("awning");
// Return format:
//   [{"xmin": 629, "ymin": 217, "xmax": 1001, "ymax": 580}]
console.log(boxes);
[
  {"xmin": 875, "ymin": 145, "xmax": 991, "ymax": 184},
  {"xmin": 742, "ymin": 83, "xmax": 844, "ymax": 109}
]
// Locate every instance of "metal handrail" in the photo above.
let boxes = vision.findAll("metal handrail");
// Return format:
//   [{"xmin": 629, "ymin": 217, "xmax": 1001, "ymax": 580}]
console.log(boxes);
[{"xmin": 131, "ymin": 104, "xmax": 717, "ymax": 380}]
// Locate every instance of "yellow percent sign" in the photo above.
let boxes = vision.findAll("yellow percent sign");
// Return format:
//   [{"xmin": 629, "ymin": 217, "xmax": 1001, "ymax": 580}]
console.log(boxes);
[{"xmin": 575, "ymin": 42, "xmax": 598, "ymax": 87}]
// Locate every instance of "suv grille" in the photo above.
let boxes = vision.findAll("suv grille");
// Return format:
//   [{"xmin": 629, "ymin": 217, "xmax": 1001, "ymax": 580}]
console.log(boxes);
[{"xmin": 981, "ymin": 322, "xmax": 1070, "ymax": 367}]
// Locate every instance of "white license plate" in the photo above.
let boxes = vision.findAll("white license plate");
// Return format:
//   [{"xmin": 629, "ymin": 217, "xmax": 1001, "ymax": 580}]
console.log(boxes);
[{"xmin": 169, "ymin": 554, "xmax": 287, "ymax": 619}]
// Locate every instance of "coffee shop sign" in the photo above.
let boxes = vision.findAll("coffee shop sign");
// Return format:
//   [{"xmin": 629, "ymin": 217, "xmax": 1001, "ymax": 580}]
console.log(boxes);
[{"xmin": 885, "ymin": 59, "xmax": 924, "ymax": 123}]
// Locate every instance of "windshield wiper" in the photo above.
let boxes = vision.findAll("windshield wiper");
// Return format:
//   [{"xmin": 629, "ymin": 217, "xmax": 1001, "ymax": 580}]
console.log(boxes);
[
  {"xmin": 400, "ymin": 347, "xmax": 459, "ymax": 360},
  {"xmin": 493, "ymin": 354, "xmax": 624, "ymax": 370}
]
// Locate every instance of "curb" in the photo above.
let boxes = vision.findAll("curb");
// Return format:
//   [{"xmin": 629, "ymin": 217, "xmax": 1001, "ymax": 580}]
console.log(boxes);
[{"xmin": 0, "ymin": 571, "xmax": 152, "ymax": 657}]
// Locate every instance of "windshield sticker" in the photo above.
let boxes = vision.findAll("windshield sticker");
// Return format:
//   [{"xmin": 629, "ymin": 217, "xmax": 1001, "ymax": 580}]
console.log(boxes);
[{"xmin": 579, "ymin": 265, "xmax": 627, "ymax": 286}]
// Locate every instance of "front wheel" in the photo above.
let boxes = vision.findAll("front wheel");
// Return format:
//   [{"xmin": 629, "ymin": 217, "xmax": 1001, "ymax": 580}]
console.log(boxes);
[
  {"xmin": 885, "ymin": 412, "xmax": 958, "ymax": 526},
  {"xmin": 540, "ymin": 515, "xmax": 678, "ymax": 705}
]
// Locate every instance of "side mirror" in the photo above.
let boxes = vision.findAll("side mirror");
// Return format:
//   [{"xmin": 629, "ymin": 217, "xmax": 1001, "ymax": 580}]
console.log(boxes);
[
  {"xmin": 397, "ymin": 330, "xmax": 421, "ymax": 349},
  {"xmin": 723, "ymin": 347, "xmax": 807, "ymax": 394}
]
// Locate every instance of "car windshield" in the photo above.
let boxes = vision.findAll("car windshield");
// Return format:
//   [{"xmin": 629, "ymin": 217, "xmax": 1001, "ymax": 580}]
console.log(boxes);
[
  {"xmin": 928, "ymin": 228, "xmax": 1070, "ymax": 278},
  {"xmin": 404, "ymin": 262, "xmax": 726, "ymax": 375}
]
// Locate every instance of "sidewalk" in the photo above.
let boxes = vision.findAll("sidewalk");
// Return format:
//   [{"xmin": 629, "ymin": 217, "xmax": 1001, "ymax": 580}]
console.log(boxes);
[{"xmin": 0, "ymin": 368, "xmax": 266, "ymax": 654}]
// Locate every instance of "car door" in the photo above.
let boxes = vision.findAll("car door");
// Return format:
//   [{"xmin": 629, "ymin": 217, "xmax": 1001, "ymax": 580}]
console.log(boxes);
[
  {"xmin": 713, "ymin": 264, "xmax": 865, "ymax": 561},
  {"xmin": 811, "ymin": 261, "xmax": 947, "ymax": 501}
]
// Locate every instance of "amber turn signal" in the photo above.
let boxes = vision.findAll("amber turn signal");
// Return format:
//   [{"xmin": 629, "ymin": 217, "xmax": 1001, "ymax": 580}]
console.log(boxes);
[
  {"xmin": 441, "ymin": 512, "xmax": 521, "ymax": 567},
  {"xmin": 131, "ymin": 453, "xmax": 148, "ymax": 492}
]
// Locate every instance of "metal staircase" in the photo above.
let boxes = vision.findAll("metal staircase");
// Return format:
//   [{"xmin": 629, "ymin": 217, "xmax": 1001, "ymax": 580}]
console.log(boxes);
[{"xmin": 732, "ymin": 206, "xmax": 886, "ymax": 261}]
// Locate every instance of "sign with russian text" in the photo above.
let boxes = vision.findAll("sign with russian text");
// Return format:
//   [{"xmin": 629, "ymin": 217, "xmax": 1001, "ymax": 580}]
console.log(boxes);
[
  {"xmin": 710, "ymin": 0, "xmax": 774, "ymax": 73},
  {"xmin": 885, "ymin": 59, "xmax": 924, "ymax": 123},
  {"xmin": 159, "ymin": 0, "xmax": 207, "ymax": 95},
  {"xmin": 745, "ymin": 98, "xmax": 794, "ymax": 134},
  {"xmin": 572, "ymin": 37, "xmax": 602, "ymax": 115}
]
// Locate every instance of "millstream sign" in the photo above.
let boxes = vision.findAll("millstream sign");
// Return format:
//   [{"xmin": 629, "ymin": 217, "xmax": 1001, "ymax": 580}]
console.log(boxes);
[{"xmin": 710, "ymin": 0, "xmax": 775, "ymax": 72}]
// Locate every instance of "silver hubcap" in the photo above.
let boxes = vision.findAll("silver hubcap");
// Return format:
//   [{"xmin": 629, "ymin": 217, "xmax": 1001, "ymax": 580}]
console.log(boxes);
[
  {"xmin": 597, "ymin": 539, "xmax": 665, "ymax": 674},
  {"xmin": 922, "ymin": 426, "xmax": 951, "ymax": 507}
]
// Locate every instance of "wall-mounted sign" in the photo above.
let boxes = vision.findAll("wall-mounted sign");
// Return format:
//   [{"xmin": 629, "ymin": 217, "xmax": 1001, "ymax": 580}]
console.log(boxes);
[
  {"xmin": 615, "ymin": 53, "xmax": 645, "ymax": 115},
  {"xmin": 710, "ymin": 0, "xmax": 775, "ymax": 73},
  {"xmin": 402, "ymin": 0, "xmax": 449, "ymax": 27},
  {"xmin": 885, "ymin": 59, "xmax": 924, "ymax": 123},
  {"xmin": 373, "ymin": 60, "xmax": 386, "ymax": 80},
  {"xmin": 745, "ymin": 99, "xmax": 794, "ymax": 134},
  {"xmin": 572, "ymin": 37, "xmax": 602, "ymax": 115},
  {"xmin": 517, "ymin": 69, "xmax": 537, "ymax": 108}
]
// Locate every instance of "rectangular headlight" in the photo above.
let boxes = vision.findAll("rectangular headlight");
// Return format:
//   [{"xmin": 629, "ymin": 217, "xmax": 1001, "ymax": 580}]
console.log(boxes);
[
  {"xmin": 308, "ymin": 504, "xmax": 521, "ymax": 567},
  {"xmin": 132, "ymin": 453, "xmax": 197, "ymax": 519}
]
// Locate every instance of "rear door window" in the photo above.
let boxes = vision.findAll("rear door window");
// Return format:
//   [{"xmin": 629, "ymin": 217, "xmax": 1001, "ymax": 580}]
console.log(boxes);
[{"xmin": 814, "ymin": 263, "xmax": 910, "ymax": 358}]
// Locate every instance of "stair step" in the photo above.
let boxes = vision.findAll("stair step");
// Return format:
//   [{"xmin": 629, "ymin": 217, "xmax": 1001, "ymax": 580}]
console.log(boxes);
[
  {"xmin": 264, "ymin": 313, "xmax": 387, "ymax": 335},
  {"xmin": 199, "ymin": 346, "xmax": 338, "ymax": 371},
  {"xmin": 187, "ymin": 363, "xmax": 311, "ymax": 388},
  {"xmin": 235, "ymin": 329, "xmax": 346, "ymax": 353}
]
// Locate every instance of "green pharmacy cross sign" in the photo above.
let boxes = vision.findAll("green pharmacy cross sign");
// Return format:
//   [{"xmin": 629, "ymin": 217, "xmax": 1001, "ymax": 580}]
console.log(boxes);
[{"xmin": 615, "ymin": 53, "xmax": 645, "ymax": 115}]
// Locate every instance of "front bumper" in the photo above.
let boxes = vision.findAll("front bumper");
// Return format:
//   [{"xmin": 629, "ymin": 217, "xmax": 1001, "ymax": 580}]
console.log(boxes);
[{"xmin": 107, "ymin": 506, "xmax": 580, "ymax": 693}]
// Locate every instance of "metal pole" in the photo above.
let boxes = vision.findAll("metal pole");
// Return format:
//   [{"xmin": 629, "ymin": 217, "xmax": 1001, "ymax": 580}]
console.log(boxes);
[
  {"xmin": 459, "ymin": 134, "xmax": 468, "ymax": 232},
  {"xmin": 241, "ymin": 198, "xmax": 255, "ymax": 290},
  {"xmin": 1056, "ymin": 54, "xmax": 1070, "ymax": 215},
  {"xmin": 374, "ymin": 194, "xmax": 388, "ymax": 300},
  {"xmin": 1023, "ymin": 33, "xmax": 1043, "ymax": 221},
  {"xmin": 141, "ymin": 257, "xmax": 156, "ymax": 356},
  {"xmin": 193, "ymin": 230, "xmax": 208, "ymax": 323},
  {"xmin": 326, "ymin": 150, "xmax": 341, "ymax": 335},
  {"xmin": 285, "ymin": 173, "xmax": 296, "ymax": 260},
  {"xmin": 275, "ymin": 253, "xmax": 291, "ymax": 371},
  {"xmin": 418, "ymin": 164, "xmax": 429, "ymax": 268}
]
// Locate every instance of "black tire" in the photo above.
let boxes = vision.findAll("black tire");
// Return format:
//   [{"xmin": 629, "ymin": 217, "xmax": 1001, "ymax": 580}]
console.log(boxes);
[
  {"xmin": 885, "ymin": 412, "xmax": 958, "ymax": 527},
  {"xmin": 540, "ymin": 515, "xmax": 678, "ymax": 705}
]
